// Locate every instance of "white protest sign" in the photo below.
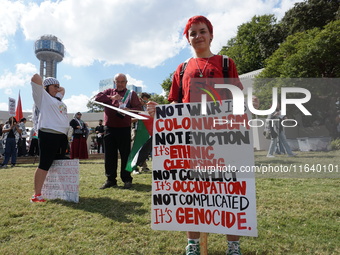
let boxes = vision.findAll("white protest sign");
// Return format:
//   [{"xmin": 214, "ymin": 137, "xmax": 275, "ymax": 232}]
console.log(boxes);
[
  {"xmin": 151, "ymin": 100, "xmax": 257, "ymax": 237},
  {"xmin": 8, "ymin": 97, "xmax": 15, "ymax": 116},
  {"xmin": 42, "ymin": 159, "xmax": 79, "ymax": 203}
]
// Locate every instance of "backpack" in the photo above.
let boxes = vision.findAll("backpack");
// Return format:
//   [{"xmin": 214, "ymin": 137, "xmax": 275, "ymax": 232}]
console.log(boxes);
[{"xmin": 178, "ymin": 55, "xmax": 229, "ymax": 103}]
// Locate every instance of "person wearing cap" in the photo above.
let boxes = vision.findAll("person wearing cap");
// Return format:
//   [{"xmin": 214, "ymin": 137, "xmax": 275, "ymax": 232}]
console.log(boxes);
[
  {"xmin": 94, "ymin": 73, "xmax": 142, "ymax": 189},
  {"xmin": 69, "ymin": 112, "xmax": 89, "ymax": 159},
  {"xmin": 30, "ymin": 74, "xmax": 69, "ymax": 202}
]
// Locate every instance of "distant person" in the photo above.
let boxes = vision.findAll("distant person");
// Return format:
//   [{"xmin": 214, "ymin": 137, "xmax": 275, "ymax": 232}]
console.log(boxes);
[
  {"xmin": 28, "ymin": 127, "xmax": 39, "ymax": 156},
  {"xmin": 30, "ymin": 75, "xmax": 69, "ymax": 202},
  {"xmin": 17, "ymin": 118, "xmax": 28, "ymax": 157},
  {"xmin": 1, "ymin": 117, "xmax": 22, "ymax": 168},
  {"xmin": 95, "ymin": 119, "xmax": 105, "ymax": 153},
  {"xmin": 70, "ymin": 112, "xmax": 89, "ymax": 159},
  {"xmin": 133, "ymin": 92, "xmax": 151, "ymax": 173},
  {"xmin": 140, "ymin": 92, "xmax": 151, "ymax": 111},
  {"xmin": 94, "ymin": 73, "xmax": 142, "ymax": 189},
  {"xmin": 266, "ymin": 107, "xmax": 296, "ymax": 157}
]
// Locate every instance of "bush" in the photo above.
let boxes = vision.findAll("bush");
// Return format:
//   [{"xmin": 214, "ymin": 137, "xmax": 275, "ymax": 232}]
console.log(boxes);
[{"xmin": 330, "ymin": 138, "xmax": 340, "ymax": 150}]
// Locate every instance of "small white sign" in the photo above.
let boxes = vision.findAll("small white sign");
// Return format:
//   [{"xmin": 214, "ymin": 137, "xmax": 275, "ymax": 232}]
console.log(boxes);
[
  {"xmin": 8, "ymin": 97, "xmax": 15, "ymax": 116},
  {"xmin": 42, "ymin": 159, "xmax": 79, "ymax": 203}
]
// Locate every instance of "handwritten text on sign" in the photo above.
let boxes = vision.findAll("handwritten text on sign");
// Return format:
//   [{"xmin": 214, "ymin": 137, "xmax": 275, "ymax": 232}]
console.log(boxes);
[
  {"xmin": 151, "ymin": 101, "xmax": 257, "ymax": 236},
  {"xmin": 42, "ymin": 159, "xmax": 79, "ymax": 203}
]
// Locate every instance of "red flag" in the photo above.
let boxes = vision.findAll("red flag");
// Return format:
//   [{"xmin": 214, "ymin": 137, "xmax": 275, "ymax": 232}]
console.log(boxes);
[{"xmin": 15, "ymin": 92, "xmax": 23, "ymax": 122}]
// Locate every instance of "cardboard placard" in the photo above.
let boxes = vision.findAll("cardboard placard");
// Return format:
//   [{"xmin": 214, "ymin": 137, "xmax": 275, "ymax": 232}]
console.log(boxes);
[
  {"xmin": 42, "ymin": 159, "xmax": 79, "ymax": 203},
  {"xmin": 151, "ymin": 101, "xmax": 257, "ymax": 236}
]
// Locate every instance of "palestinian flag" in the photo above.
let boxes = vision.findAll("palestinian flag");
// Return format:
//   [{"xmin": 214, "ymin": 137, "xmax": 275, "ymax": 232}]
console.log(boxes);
[{"xmin": 126, "ymin": 115, "xmax": 153, "ymax": 172}]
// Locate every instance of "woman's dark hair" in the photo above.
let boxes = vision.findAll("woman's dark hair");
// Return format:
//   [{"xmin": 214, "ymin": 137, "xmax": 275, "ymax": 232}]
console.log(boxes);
[
  {"xmin": 8, "ymin": 117, "xmax": 17, "ymax": 123},
  {"xmin": 141, "ymin": 92, "xmax": 151, "ymax": 99}
]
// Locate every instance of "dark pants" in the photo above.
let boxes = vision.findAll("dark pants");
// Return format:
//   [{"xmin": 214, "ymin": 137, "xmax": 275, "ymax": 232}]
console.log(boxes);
[
  {"xmin": 104, "ymin": 127, "xmax": 132, "ymax": 184},
  {"xmin": 17, "ymin": 138, "xmax": 27, "ymax": 156},
  {"xmin": 29, "ymin": 139, "xmax": 39, "ymax": 156},
  {"xmin": 97, "ymin": 137, "xmax": 104, "ymax": 153},
  {"xmin": 2, "ymin": 138, "xmax": 17, "ymax": 165}
]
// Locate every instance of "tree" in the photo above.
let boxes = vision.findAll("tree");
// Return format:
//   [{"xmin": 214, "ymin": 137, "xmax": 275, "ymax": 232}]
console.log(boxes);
[
  {"xmin": 255, "ymin": 20, "xmax": 340, "ymax": 137},
  {"xmin": 219, "ymin": 1, "xmax": 339, "ymax": 75},
  {"xmin": 152, "ymin": 73, "xmax": 173, "ymax": 104},
  {"xmin": 150, "ymin": 94, "xmax": 168, "ymax": 104},
  {"xmin": 258, "ymin": 20, "xmax": 340, "ymax": 79},
  {"xmin": 219, "ymin": 15, "xmax": 280, "ymax": 74},
  {"xmin": 160, "ymin": 73, "xmax": 173, "ymax": 96},
  {"xmin": 256, "ymin": 24, "xmax": 285, "ymax": 60},
  {"xmin": 280, "ymin": 0, "xmax": 339, "ymax": 36},
  {"xmin": 86, "ymin": 100, "xmax": 104, "ymax": 112}
]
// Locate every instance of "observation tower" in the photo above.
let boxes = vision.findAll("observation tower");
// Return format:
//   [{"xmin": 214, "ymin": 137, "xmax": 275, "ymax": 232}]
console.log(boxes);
[{"xmin": 34, "ymin": 35, "xmax": 64, "ymax": 78}]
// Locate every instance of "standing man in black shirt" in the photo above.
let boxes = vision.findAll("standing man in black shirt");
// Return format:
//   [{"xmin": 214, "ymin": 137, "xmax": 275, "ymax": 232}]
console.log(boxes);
[{"xmin": 95, "ymin": 119, "xmax": 105, "ymax": 153}]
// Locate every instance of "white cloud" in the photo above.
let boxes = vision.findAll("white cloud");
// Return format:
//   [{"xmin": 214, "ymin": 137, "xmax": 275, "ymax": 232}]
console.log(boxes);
[
  {"xmin": 19, "ymin": 0, "xmax": 189, "ymax": 68},
  {"xmin": 4, "ymin": 89, "xmax": 12, "ymax": 95},
  {"xmin": 0, "ymin": 0, "xmax": 24, "ymax": 53},
  {"xmin": 0, "ymin": 63, "xmax": 37, "ymax": 89},
  {"xmin": 0, "ymin": 0, "xmax": 303, "ymax": 69},
  {"xmin": 126, "ymin": 74, "xmax": 146, "ymax": 89},
  {"xmin": 57, "ymin": 89, "xmax": 102, "ymax": 113},
  {"xmin": 0, "ymin": 0, "xmax": 306, "ymax": 116},
  {"xmin": 3, "ymin": 0, "xmax": 304, "ymax": 69},
  {"xmin": 0, "ymin": 102, "xmax": 8, "ymax": 111},
  {"xmin": 63, "ymin": 94, "xmax": 91, "ymax": 113},
  {"xmin": 17, "ymin": 0, "xmax": 305, "ymax": 68},
  {"xmin": 63, "ymin": 75, "xmax": 72, "ymax": 80}
]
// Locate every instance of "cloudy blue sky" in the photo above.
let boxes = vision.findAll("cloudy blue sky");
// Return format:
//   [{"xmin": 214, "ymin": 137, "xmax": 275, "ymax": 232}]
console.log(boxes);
[{"xmin": 0, "ymin": 0, "xmax": 303, "ymax": 113}]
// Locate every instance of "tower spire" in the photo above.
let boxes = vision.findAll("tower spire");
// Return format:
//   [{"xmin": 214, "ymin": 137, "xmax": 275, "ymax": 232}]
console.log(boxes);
[{"xmin": 34, "ymin": 35, "xmax": 64, "ymax": 79}]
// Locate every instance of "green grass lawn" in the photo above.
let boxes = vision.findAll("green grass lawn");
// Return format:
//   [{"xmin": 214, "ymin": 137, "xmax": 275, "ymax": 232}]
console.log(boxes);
[{"xmin": 0, "ymin": 151, "xmax": 339, "ymax": 255}]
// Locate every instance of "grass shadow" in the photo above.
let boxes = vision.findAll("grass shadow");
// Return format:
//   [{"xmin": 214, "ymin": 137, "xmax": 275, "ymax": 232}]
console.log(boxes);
[
  {"xmin": 50, "ymin": 196, "xmax": 147, "ymax": 223},
  {"xmin": 128, "ymin": 182, "xmax": 152, "ymax": 192},
  {"xmin": 296, "ymin": 154, "xmax": 335, "ymax": 158}
]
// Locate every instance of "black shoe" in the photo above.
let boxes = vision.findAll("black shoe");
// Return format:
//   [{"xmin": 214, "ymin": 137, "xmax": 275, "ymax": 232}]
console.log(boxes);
[
  {"xmin": 99, "ymin": 181, "xmax": 117, "ymax": 189},
  {"xmin": 11, "ymin": 164, "xmax": 15, "ymax": 168},
  {"xmin": 123, "ymin": 182, "xmax": 132, "ymax": 189}
]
